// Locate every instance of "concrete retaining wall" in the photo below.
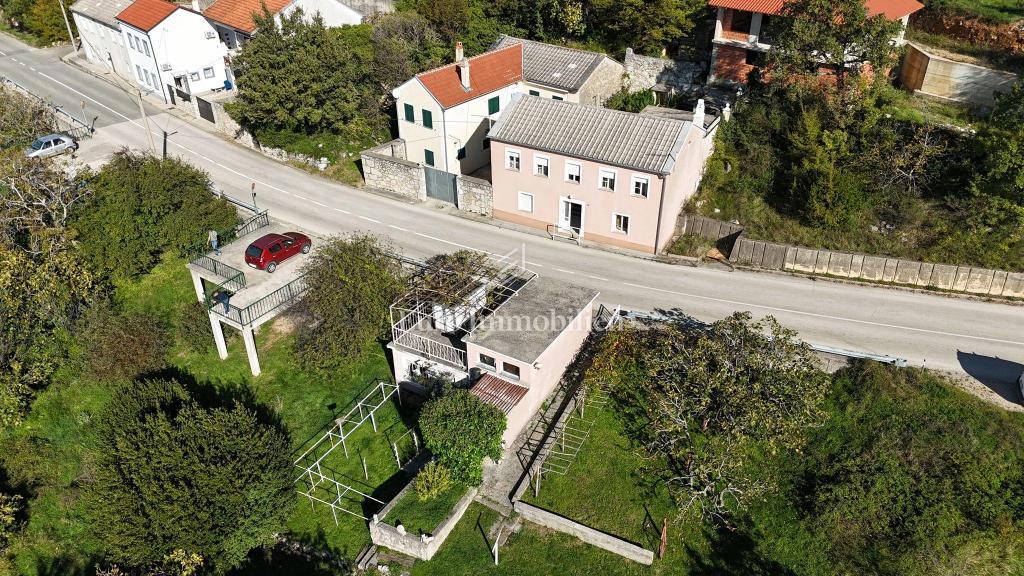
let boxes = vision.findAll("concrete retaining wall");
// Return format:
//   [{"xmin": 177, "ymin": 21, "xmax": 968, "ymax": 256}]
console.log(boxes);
[
  {"xmin": 900, "ymin": 42, "xmax": 1018, "ymax": 108},
  {"xmin": 730, "ymin": 236, "xmax": 1024, "ymax": 298},
  {"xmin": 679, "ymin": 213, "xmax": 744, "ymax": 241},
  {"xmin": 369, "ymin": 487, "xmax": 477, "ymax": 561},
  {"xmin": 513, "ymin": 501, "xmax": 655, "ymax": 565}
]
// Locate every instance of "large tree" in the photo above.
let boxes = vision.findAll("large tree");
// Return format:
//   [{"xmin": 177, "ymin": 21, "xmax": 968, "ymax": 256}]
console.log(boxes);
[
  {"xmin": 419, "ymin": 389, "xmax": 505, "ymax": 485},
  {"xmin": 71, "ymin": 149, "xmax": 237, "ymax": 279},
  {"xmin": 594, "ymin": 313, "xmax": 829, "ymax": 524},
  {"xmin": 296, "ymin": 233, "xmax": 407, "ymax": 370},
  {"xmin": 766, "ymin": 0, "xmax": 903, "ymax": 94},
  {"xmin": 85, "ymin": 379, "xmax": 294, "ymax": 573}
]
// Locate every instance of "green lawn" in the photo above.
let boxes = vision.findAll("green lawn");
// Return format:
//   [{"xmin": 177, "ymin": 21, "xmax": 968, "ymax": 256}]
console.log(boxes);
[
  {"xmin": 925, "ymin": 0, "xmax": 1024, "ymax": 24},
  {"xmin": 3, "ymin": 254, "xmax": 409, "ymax": 573},
  {"xmin": 385, "ymin": 482, "xmax": 469, "ymax": 536}
]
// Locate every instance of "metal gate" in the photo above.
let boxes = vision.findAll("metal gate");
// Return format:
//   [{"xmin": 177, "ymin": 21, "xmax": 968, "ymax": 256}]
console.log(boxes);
[
  {"xmin": 424, "ymin": 166, "xmax": 457, "ymax": 205},
  {"xmin": 196, "ymin": 98, "xmax": 215, "ymax": 123}
]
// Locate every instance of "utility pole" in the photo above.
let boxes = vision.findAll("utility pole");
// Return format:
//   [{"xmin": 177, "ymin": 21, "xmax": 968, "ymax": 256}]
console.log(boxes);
[
  {"xmin": 135, "ymin": 88, "xmax": 156, "ymax": 154},
  {"xmin": 162, "ymin": 129, "xmax": 177, "ymax": 159},
  {"xmin": 56, "ymin": 0, "xmax": 76, "ymax": 51}
]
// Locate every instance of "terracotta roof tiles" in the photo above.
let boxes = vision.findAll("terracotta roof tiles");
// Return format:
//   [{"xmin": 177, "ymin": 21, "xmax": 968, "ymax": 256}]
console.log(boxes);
[
  {"xmin": 417, "ymin": 44, "xmax": 523, "ymax": 110},
  {"xmin": 203, "ymin": 0, "xmax": 290, "ymax": 33},
  {"xmin": 708, "ymin": 0, "xmax": 923, "ymax": 19},
  {"xmin": 115, "ymin": 0, "xmax": 178, "ymax": 31}
]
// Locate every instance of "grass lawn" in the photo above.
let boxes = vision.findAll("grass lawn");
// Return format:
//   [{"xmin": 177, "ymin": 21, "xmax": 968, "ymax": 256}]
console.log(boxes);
[
  {"xmin": 409, "ymin": 503, "xmax": 692, "ymax": 576},
  {"xmin": 925, "ymin": 0, "xmax": 1024, "ymax": 24},
  {"xmin": 2, "ymin": 254, "xmax": 408, "ymax": 573},
  {"xmin": 385, "ymin": 482, "xmax": 469, "ymax": 536}
]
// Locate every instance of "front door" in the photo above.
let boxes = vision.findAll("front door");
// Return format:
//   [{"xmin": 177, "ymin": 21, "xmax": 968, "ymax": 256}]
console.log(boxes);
[{"xmin": 560, "ymin": 199, "xmax": 584, "ymax": 236}]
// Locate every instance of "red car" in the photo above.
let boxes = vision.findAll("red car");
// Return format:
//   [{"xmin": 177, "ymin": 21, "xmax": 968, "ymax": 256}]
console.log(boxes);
[{"xmin": 244, "ymin": 232, "xmax": 311, "ymax": 273}]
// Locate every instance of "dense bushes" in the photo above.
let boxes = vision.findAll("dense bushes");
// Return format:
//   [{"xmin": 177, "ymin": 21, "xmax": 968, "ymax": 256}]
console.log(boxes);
[
  {"xmin": 415, "ymin": 461, "xmax": 454, "ymax": 502},
  {"xmin": 419, "ymin": 389, "xmax": 505, "ymax": 485},
  {"xmin": 79, "ymin": 308, "xmax": 168, "ymax": 380},
  {"xmin": 71, "ymin": 150, "xmax": 238, "ymax": 279},
  {"xmin": 0, "ymin": 0, "xmax": 74, "ymax": 45},
  {"xmin": 85, "ymin": 379, "xmax": 294, "ymax": 573}
]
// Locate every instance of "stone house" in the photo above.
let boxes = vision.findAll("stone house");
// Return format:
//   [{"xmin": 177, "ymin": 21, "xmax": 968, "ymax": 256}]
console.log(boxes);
[
  {"xmin": 707, "ymin": 0, "xmax": 923, "ymax": 85},
  {"xmin": 487, "ymin": 94, "xmax": 720, "ymax": 254}
]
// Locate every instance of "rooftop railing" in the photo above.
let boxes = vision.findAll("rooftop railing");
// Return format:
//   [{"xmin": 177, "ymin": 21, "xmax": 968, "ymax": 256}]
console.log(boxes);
[{"xmin": 208, "ymin": 274, "xmax": 309, "ymax": 327}]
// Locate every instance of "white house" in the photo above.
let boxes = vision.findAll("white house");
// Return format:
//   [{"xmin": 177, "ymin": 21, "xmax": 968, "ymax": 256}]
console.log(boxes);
[
  {"xmin": 203, "ymin": 0, "xmax": 394, "ymax": 51},
  {"xmin": 116, "ymin": 0, "xmax": 229, "ymax": 104},
  {"xmin": 69, "ymin": 0, "xmax": 132, "ymax": 79}
]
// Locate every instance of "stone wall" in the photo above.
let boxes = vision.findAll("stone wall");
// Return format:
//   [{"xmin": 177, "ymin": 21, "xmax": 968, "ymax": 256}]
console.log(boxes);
[
  {"xmin": 360, "ymin": 139, "xmax": 427, "ymax": 202},
  {"xmin": 456, "ymin": 174, "xmax": 493, "ymax": 217},
  {"xmin": 579, "ymin": 57, "xmax": 626, "ymax": 106},
  {"xmin": 624, "ymin": 48, "xmax": 703, "ymax": 93},
  {"xmin": 369, "ymin": 487, "xmax": 477, "ymax": 560},
  {"xmin": 512, "ymin": 501, "xmax": 655, "ymax": 565},
  {"xmin": 900, "ymin": 42, "xmax": 1018, "ymax": 108},
  {"xmin": 729, "ymin": 236, "xmax": 1024, "ymax": 298}
]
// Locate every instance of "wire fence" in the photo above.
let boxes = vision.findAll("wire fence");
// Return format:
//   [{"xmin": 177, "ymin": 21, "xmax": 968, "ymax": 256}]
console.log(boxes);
[{"xmin": 1, "ymin": 75, "xmax": 95, "ymax": 142}]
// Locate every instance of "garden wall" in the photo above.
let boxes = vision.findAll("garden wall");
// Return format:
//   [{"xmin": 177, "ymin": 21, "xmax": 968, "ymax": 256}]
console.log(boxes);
[
  {"xmin": 901, "ymin": 43, "xmax": 1018, "ymax": 107},
  {"xmin": 456, "ymin": 174, "xmax": 493, "ymax": 217},
  {"xmin": 512, "ymin": 501, "xmax": 655, "ymax": 565},
  {"xmin": 369, "ymin": 486, "xmax": 478, "ymax": 561}
]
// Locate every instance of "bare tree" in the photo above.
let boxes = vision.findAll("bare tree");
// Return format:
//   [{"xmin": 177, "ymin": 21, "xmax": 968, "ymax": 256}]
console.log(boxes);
[{"xmin": 0, "ymin": 150, "xmax": 91, "ymax": 256}]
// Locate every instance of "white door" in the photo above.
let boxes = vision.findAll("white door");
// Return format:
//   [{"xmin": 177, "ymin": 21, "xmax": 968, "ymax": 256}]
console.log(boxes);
[{"xmin": 559, "ymin": 198, "xmax": 585, "ymax": 237}]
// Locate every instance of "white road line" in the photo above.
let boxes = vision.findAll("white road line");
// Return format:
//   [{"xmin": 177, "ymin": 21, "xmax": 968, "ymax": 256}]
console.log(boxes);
[
  {"xmin": 333, "ymin": 208, "xmax": 351, "ymax": 214},
  {"xmin": 622, "ymin": 282, "xmax": 1024, "ymax": 346},
  {"xmin": 414, "ymin": 231, "xmax": 487, "ymax": 252},
  {"xmin": 29, "ymin": 67, "xmax": 35, "ymax": 71},
  {"xmin": 587, "ymin": 275, "xmax": 610, "ymax": 281},
  {"xmin": 312, "ymin": 201, "xmax": 328, "ymax": 207},
  {"xmin": 389, "ymin": 225, "xmax": 408, "ymax": 232},
  {"xmin": 19, "ymin": 62, "xmax": 25, "ymax": 66},
  {"xmin": 553, "ymin": 268, "xmax": 576, "ymax": 275},
  {"xmin": 37, "ymin": 71, "xmax": 138, "ymax": 125},
  {"xmin": 293, "ymin": 194, "xmax": 308, "ymax": 200},
  {"xmin": 526, "ymin": 261, "xmax": 544, "ymax": 268},
  {"xmin": 359, "ymin": 215, "xmax": 382, "ymax": 224}
]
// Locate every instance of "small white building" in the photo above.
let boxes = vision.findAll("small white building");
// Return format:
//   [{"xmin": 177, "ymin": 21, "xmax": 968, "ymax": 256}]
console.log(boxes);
[
  {"xmin": 69, "ymin": 0, "xmax": 133, "ymax": 79},
  {"xmin": 203, "ymin": 0, "xmax": 394, "ymax": 51},
  {"xmin": 116, "ymin": 0, "xmax": 229, "ymax": 104}
]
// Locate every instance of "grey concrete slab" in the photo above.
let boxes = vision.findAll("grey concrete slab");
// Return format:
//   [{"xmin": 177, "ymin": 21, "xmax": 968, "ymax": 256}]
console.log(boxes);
[
  {"xmin": 894, "ymin": 260, "xmax": 921, "ymax": 285},
  {"xmin": 930, "ymin": 264, "xmax": 958, "ymax": 290},
  {"xmin": 793, "ymin": 248, "xmax": 817, "ymax": 272},
  {"xmin": 849, "ymin": 254, "xmax": 864, "ymax": 277},
  {"xmin": 828, "ymin": 252, "xmax": 853, "ymax": 277},
  {"xmin": 881, "ymin": 259, "xmax": 898, "ymax": 283},
  {"xmin": 966, "ymin": 269, "xmax": 995, "ymax": 294},
  {"xmin": 917, "ymin": 262, "xmax": 934, "ymax": 286},
  {"xmin": 860, "ymin": 255, "xmax": 886, "ymax": 281},
  {"xmin": 953, "ymin": 267, "xmax": 972, "ymax": 292},
  {"xmin": 1003, "ymin": 273, "xmax": 1024, "ymax": 298},
  {"xmin": 813, "ymin": 251, "xmax": 832, "ymax": 275},
  {"xmin": 989, "ymin": 270, "xmax": 1008, "ymax": 295}
]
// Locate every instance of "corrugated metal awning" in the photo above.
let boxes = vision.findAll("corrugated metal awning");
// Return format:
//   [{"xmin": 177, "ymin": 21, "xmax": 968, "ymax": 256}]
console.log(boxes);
[{"xmin": 470, "ymin": 374, "xmax": 528, "ymax": 415}]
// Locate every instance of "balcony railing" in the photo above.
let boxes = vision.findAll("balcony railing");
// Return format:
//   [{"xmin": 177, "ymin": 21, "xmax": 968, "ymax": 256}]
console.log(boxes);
[
  {"xmin": 208, "ymin": 274, "xmax": 308, "ymax": 326},
  {"xmin": 390, "ymin": 308, "xmax": 467, "ymax": 369},
  {"xmin": 191, "ymin": 254, "xmax": 247, "ymax": 291}
]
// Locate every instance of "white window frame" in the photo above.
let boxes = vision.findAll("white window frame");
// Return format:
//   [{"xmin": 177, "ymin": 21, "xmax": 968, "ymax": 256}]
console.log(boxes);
[
  {"xmin": 190, "ymin": 71, "xmax": 200, "ymax": 82},
  {"xmin": 599, "ymin": 168, "xmax": 617, "ymax": 191},
  {"xmin": 135, "ymin": 65, "xmax": 143, "ymax": 82},
  {"xmin": 141, "ymin": 39, "xmax": 150, "ymax": 56},
  {"xmin": 565, "ymin": 161, "xmax": 581, "ymax": 184},
  {"xmin": 533, "ymin": 154, "xmax": 549, "ymax": 177},
  {"xmin": 517, "ymin": 191, "xmax": 534, "ymax": 213},
  {"xmin": 478, "ymin": 353, "xmax": 496, "ymax": 371},
  {"xmin": 631, "ymin": 174, "xmax": 651, "ymax": 198},
  {"xmin": 501, "ymin": 361, "xmax": 521, "ymax": 381},
  {"xmin": 203, "ymin": 66, "xmax": 215, "ymax": 79},
  {"xmin": 612, "ymin": 212, "xmax": 630, "ymax": 234},
  {"xmin": 128, "ymin": 34, "xmax": 136, "ymax": 50},
  {"xmin": 506, "ymin": 149, "xmax": 521, "ymax": 171}
]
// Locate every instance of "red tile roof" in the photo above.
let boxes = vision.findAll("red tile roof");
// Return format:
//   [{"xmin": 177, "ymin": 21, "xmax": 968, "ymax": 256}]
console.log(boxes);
[
  {"xmin": 709, "ymin": 0, "xmax": 923, "ymax": 19},
  {"xmin": 204, "ymin": 0, "xmax": 291, "ymax": 33},
  {"xmin": 470, "ymin": 374, "xmax": 528, "ymax": 415},
  {"xmin": 115, "ymin": 0, "xmax": 177, "ymax": 31},
  {"xmin": 417, "ymin": 44, "xmax": 523, "ymax": 110}
]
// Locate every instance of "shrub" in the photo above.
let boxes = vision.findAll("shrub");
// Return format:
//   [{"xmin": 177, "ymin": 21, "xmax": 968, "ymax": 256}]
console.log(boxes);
[
  {"xmin": 419, "ymin": 389, "xmax": 505, "ymax": 485},
  {"xmin": 80, "ymin": 308, "xmax": 168, "ymax": 380},
  {"xmin": 85, "ymin": 379, "xmax": 294, "ymax": 572},
  {"xmin": 605, "ymin": 88, "xmax": 655, "ymax": 113},
  {"xmin": 176, "ymin": 301, "xmax": 213, "ymax": 353},
  {"xmin": 415, "ymin": 461, "xmax": 453, "ymax": 502}
]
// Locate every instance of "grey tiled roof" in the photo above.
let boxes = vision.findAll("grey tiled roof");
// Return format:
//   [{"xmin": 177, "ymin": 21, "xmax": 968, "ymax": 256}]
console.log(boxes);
[
  {"xmin": 465, "ymin": 275, "xmax": 599, "ymax": 364},
  {"xmin": 491, "ymin": 35, "xmax": 605, "ymax": 92},
  {"xmin": 488, "ymin": 94, "xmax": 691, "ymax": 174},
  {"xmin": 70, "ymin": 0, "xmax": 131, "ymax": 27}
]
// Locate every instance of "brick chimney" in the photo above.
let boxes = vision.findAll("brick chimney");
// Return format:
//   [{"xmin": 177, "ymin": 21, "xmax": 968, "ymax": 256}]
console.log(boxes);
[{"xmin": 456, "ymin": 41, "xmax": 470, "ymax": 90}]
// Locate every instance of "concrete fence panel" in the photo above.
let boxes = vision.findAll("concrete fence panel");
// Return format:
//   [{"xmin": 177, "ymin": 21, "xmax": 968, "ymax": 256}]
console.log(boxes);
[
  {"xmin": 900, "ymin": 43, "xmax": 1018, "ymax": 108},
  {"xmin": 513, "ymin": 501, "xmax": 655, "ymax": 565},
  {"xmin": 1004, "ymin": 273, "xmax": 1024, "ymax": 298},
  {"xmin": 966, "ymin": 268, "xmax": 996, "ymax": 294},
  {"xmin": 930, "ymin": 264, "xmax": 958, "ymax": 290}
]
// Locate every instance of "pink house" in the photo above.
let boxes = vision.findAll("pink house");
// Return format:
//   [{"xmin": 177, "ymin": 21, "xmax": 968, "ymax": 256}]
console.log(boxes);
[
  {"xmin": 388, "ymin": 258, "xmax": 599, "ymax": 447},
  {"xmin": 487, "ymin": 94, "xmax": 720, "ymax": 254}
]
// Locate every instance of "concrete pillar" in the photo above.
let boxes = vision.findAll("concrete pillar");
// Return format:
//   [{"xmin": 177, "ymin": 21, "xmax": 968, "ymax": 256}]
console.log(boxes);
[
  {"xmin": 209, "ymin": 313, "xmax": 228, "ymax": 359},
  {"xmin": 714, "ymin": 7, "xmax": 724, "ymax": 40},
  {"xmin": 190, "ymin": 269, "xmax": 205, "ymax": 301},
  {"xmin": 749, "ymin": 13, "xmax": 763, "ymax": 44},
  {"xmin": 242, "ymin": 327, "xmax": 261, "ymax": 376}
]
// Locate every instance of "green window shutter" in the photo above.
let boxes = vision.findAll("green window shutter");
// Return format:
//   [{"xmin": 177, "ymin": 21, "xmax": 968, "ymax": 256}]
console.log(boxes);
[
  {"xmin": 529, "ymin": 90, "xmax": 539, "ymax": 96},
  {"xmin": 422, "ymin": 109, "xmax": 433, "ymax": 129},
  {"xmin": 424, "ymin": 150, "xmax": 435, "ymax": 166},
  {"xmin": 488, "ymin": 96, "xmax": 499, "ymax": 115},
  {"xmin": 404, "ymin": 103, "xmax": 414, "ymax": 122}
]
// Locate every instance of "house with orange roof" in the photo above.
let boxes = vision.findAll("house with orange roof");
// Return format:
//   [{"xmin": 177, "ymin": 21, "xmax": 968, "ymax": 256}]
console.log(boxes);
[
  {"xmin": 708, "ymin": 0, "xmax": 924, "ymax": 84},
  {"xmin": 116, "ymin": 0, "xmax": 228, "ymax": 104},
  {"xmin": 203, "ymin": 0, "xmax": 393, "ymax": 51}
]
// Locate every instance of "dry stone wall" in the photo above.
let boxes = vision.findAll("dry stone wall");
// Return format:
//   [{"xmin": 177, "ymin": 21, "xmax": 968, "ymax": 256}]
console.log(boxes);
[{"xmin": 360, "ymin": 139, "xmax": 427, "ymax": 202}]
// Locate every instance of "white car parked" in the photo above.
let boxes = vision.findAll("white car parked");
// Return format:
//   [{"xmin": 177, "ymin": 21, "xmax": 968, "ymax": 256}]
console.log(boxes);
[{"xmin": 25, "ymin": 133, "xmax": 77, "ymax": 159}]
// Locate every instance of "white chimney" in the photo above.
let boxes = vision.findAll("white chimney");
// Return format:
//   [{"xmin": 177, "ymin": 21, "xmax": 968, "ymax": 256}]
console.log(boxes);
[
  {"xmin": 692, "ymin": 98, "xmax": 705, "ymax": 129},
  {"xmin": 457, "ymin": 45, "xmax": 470, "ymax": 90},
  {"xmin": 455, "ymin": 41, "xmax": 464, "ymax": 63}
]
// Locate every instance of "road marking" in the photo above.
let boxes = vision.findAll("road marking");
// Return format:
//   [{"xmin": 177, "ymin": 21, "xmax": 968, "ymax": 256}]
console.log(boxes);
[
  {"xmin": 293, "ymin": 194, "xmax": 308, "ymax": 200},
  {"xmin": 414, "ymin": 231, "xmax": 485, "ymax": 252},
  {"xmin": 37, "ymin": 71, "xmax": 138, "ymax": 125},
  {"xmin": 622, "ymin": 282, "xmax": 1024, "ymax": 346},
  {"xmin": 553, "ymin": 268, "xmax": 576, "ymax": 275},
  {"xmin": 312, "ymin": 201, "xmax": 328, "ymax": 207},
  {"xmin": 389, "ymin": 224, "xmax": 408, "ymax": 232},
  {"xmin": 359, "ymin": 215, "xmax": 381, "ymax": 224},
  {"xmin": 587, "ymin": 275, "xmax": 610, "ymax": 281},
  {"xmin": 526, "ymin": 261, "xmax": 544, "ymax": 268},
  {"xmin": 29, "ymin": 67, "xmax": 35, "ymax": 71},
  {"xmin": 333, "ymin": 208, "xmax": 351, "ymax": 214}
]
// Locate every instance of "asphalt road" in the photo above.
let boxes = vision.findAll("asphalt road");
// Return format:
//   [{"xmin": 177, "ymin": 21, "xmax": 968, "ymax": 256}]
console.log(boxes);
[{"xmin": 3, "ymin": 34, "xmax": 1022, "ymax": 407}]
